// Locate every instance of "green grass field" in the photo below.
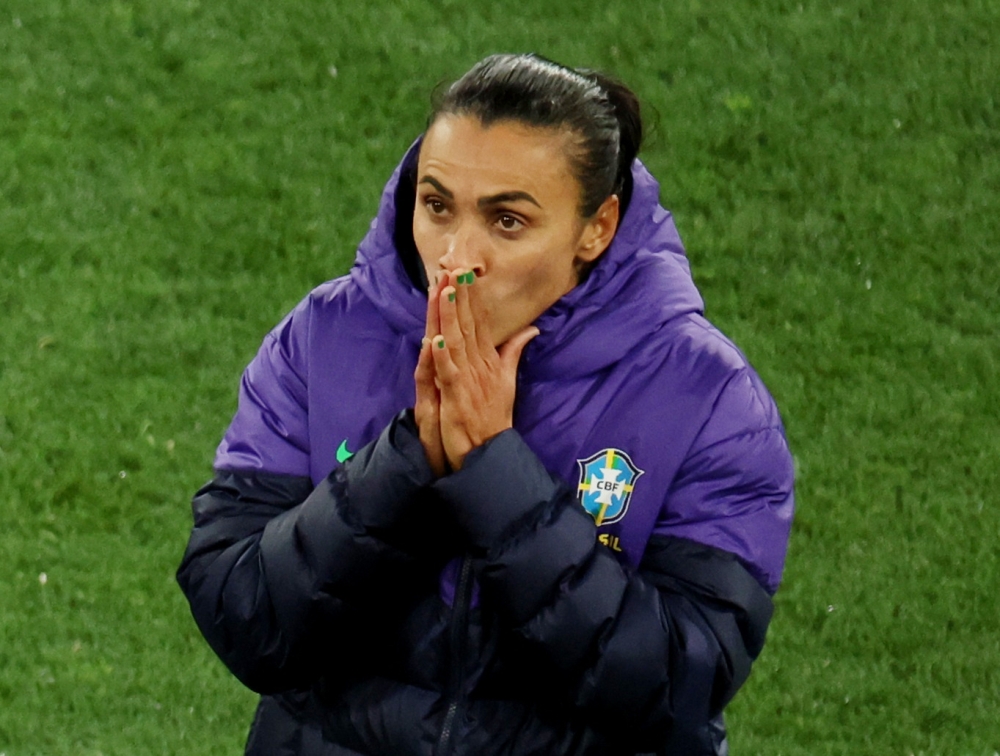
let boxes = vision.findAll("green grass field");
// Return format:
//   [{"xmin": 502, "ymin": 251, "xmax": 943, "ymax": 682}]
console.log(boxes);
[{"xmin": 2, "ymin": 0, "xmax": 998, "ymax": 753}]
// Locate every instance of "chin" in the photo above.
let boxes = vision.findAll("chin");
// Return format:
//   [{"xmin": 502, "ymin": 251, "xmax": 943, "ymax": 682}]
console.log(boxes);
[{"xmin": 492, "ymin": 326, "xmax": 517, "ymax": 347}]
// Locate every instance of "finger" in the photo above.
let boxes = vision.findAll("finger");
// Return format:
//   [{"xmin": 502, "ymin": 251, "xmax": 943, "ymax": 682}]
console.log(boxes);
[
  {"xmin": 498, "ymin": 325, "xmax": 540, "ymax": 373},
  {"xmin": 437, "ymin": 283, "xmax": 469, "ymax": 371},
  {"xmin": 414, "ymin": 341, "xmax": 441, "ymax": 426},
  {"xmin": 465, "ymin": 269, "xmax": 496, "ymax": 356},
  {"xmin": 414, "ymin": 339, "xmax": 447, "ymax": 477},
  {"xmin": 414, "ymin": 338, "xmax": 438, "ymax": 401},
  {"xmin": 414, "ymin": 336, "xmax": 432, "ymax": 381},
  {"xmin": 425, "ymin": 276, "xmax": 443, "ymax": 342},
  {"xmin": 430, "ymin": 333, "xmax": 461, "ymax": 390},
  {"xmin": 453, "ymin": 269, "xmax": 480, "ymax": 361}
]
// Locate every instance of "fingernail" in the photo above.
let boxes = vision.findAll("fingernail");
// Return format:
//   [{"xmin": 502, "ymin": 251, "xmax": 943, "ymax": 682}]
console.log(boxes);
[
  {"xmin": 447, "ymin": 290, "xmax": 456, "ymax": 303},
  {"xmin": 421, "ymin": 337, "xmax": 431, "ymax": 347},
  {"xmin": 436, "ymin": 337, "xmax": 445, "ymax": 349},
  {"xmin": 466, "ymin": 271, "xmax": 476, "ymax": 284}
]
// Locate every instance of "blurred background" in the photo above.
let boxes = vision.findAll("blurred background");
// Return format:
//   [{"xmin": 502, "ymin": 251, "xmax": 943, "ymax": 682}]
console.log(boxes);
[{"xmin": 1, "ymin": 0, "xmax": 997, "ymax": 753}]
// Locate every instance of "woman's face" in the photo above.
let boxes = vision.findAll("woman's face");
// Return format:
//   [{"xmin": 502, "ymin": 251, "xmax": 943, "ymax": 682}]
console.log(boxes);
[{"xmin": 413, "ymin": 115, "xmax": 619, "ymax": 346}]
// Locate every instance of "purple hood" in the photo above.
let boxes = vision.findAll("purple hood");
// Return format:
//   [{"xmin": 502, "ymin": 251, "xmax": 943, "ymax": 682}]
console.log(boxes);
[{"xmin": 351, "ymin": 141, "xmax": 705, "ymax": 379}]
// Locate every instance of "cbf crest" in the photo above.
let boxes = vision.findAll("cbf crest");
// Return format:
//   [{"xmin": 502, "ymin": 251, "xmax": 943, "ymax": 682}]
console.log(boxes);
[{"xmin": 577, "ymin": 448, "xmax": 644, "ymax": 526}]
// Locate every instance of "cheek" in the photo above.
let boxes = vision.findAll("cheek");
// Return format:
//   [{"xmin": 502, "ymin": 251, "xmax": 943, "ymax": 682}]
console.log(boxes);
[
  {"xmin": 526, "ymin": 233, "xmax": 579, "ymax": 280},
  {"xmin": 412, "ymin": 214, "xmax": 441, "ymax": 269},
  {"xmin": 504, "ymin": 240, "xmax": 578, "ymax": 300}
]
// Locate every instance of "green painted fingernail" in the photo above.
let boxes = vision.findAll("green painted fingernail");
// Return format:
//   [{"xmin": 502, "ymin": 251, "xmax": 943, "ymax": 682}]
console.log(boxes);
[
  {"xmin": 436, "ymin": 337, "xmax": 445, "ymax": 349},
  {"xmin": 465, "ymin": 271, "xmax": 476, "ymax": 284},
  {"xmin": 448, "ymin": 291, "xmax": 456, "ymax": 302}
]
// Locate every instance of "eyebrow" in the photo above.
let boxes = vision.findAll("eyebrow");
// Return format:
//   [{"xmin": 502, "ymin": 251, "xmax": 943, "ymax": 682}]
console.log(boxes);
[
  {"xmin": 418, "ymin": 176, "xmax": 541, "ymax": 209},
  {"xmin": 478, "ymin": 191, "xmax": 541, "ymax": 210},
  {"xmin": 418, "ymin": 176, "xmax": 453, "ymax": 199}
]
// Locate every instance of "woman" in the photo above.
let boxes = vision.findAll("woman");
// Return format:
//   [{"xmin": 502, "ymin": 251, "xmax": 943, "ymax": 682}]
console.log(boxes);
[{"xmin": 178, "ymin": 54, "xmax": 794, "ymax": 755}]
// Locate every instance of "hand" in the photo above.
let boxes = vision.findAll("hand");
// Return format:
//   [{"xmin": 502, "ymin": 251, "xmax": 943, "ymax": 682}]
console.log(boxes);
[
  {"xmin": 430, "ymin": 269, "xmax": 539, "ymax": 471},
  {"xmin": 414, "ymin": 273, "xmax": 447, "ymax": 477}
]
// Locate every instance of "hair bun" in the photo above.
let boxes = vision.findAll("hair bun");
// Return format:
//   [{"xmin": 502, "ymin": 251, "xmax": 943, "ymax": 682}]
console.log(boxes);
[{"xmin": 588, "ymin": 71, "xmax": 643, "ymax": 192}]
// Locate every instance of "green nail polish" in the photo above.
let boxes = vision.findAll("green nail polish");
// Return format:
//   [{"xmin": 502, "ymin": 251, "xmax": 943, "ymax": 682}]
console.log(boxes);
[
  {"xmin": 448, "ymin": 291, "xmax": 456, "ymax": 302},
  {"xmin": 436, "ymin": 337, "xmax": 445, "ymax": 349},
  {"xmin": 465, "ymin": 271, "xmax": 476, "ymax": 284}
]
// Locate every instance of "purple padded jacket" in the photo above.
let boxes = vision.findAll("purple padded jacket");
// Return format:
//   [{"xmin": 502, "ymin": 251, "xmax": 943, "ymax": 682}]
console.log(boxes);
[{"xmin": 178, "ymin": 141, "xmax": 794, "ymax": 756}]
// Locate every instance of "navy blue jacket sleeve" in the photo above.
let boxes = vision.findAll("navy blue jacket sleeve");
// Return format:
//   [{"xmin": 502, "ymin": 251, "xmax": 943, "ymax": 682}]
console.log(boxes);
[
  {"xmin": 432, "ymin": 429, "xmax": 774, "ymax": 752},
  {"xmin": 177, "ymin": 410, "xmax": 451, "ymax": 694}
]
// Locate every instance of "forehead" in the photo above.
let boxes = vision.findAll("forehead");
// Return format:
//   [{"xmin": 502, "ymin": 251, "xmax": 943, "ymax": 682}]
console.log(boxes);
[{"xmin": 417, "ymin": 115, "xmax": 577, "ymax": 201}]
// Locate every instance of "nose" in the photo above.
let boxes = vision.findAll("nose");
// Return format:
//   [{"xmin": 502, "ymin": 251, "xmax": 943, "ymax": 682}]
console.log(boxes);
[{"xmin": 437, "ymin": 221, "xmax": 486, "ymax": 278}]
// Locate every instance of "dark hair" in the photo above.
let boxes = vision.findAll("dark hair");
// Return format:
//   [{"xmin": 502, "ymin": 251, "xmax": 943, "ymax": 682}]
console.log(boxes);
[{"xmin": 429, "ymin": 53, "xmax": 642, "ymax": 217}]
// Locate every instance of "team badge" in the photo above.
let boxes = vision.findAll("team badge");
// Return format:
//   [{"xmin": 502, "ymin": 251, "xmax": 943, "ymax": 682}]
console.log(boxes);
[{"xmin": 577, "ymin": 448, "xmax": 644, "ymax": 526}]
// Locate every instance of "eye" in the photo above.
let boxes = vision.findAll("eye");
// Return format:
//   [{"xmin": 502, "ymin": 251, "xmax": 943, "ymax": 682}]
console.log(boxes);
[
  {"xmin": 424, "ymin": 197, "xmax": 447, "ymax": 215},
  {"xmin": 496, "ymin": 214, "xmax": 523, "ymax": 232}
]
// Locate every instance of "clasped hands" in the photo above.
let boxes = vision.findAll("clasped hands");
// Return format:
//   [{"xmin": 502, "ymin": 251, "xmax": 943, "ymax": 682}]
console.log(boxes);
[{"xmin": 414, "ymin": 269, "xmax": 539, "ymax": 476}]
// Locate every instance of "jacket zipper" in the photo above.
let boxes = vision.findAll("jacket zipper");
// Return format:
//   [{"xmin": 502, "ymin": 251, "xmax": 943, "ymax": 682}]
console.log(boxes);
[{"xmin": 435, "ymin": 556, "xmax": 474, "ymax": 756}]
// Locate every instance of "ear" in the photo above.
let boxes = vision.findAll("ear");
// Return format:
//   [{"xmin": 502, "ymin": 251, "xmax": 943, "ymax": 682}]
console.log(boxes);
[{"xmin": 576, "ymin": 194, "xmax": 620, "ymax": 264}]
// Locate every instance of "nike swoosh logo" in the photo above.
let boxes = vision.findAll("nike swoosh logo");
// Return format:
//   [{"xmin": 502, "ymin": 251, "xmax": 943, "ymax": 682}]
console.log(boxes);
[{"xmin": 336, "ymin": 439, "xmax": 354, "ymax": 464}]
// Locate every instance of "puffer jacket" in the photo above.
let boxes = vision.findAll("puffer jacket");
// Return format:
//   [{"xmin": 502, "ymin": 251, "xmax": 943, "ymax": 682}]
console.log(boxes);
[{"xmin": 177, "ymin": 140, "xmax": 794, "ymax": 755}]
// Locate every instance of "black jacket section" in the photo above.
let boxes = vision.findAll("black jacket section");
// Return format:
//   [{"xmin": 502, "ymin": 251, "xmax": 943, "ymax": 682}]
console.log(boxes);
[
  {"xmin": 640, "ymin": 536, "xmax": 773, "ymax": 692},
  {"xmin": 432, "ymin": 430, "xmax": 771, "ymax": 754},
  {"xmin": 178, "ymin": 419, "xmax": 772, "ymax": 755},
  {"xmin": 177, "ymin": 410, "xmax": 450, "ymax": 693},
  {"xmin": 245, "ymin": 693, "xmax": 366, "ymax": 756}
]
